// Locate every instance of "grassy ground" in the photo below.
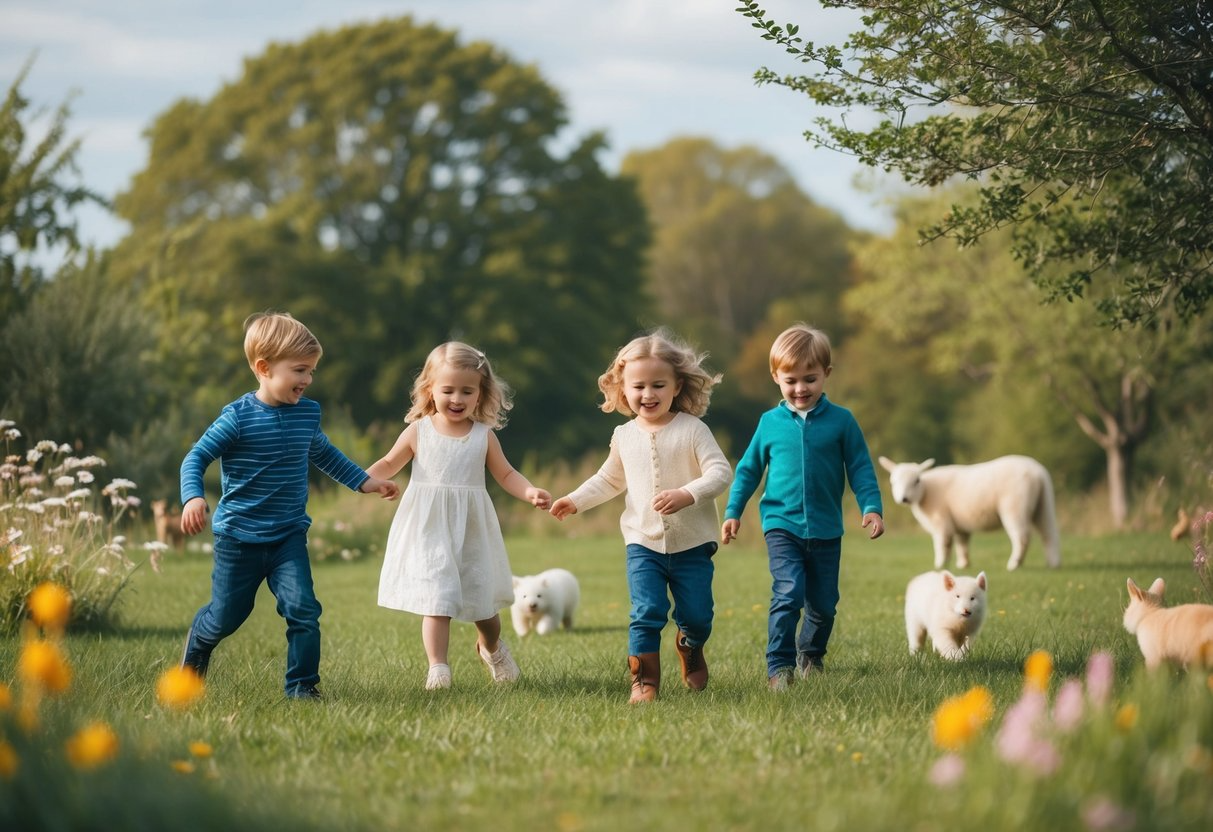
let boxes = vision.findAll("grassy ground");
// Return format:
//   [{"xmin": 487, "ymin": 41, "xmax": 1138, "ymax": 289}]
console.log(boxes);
[{"xmin": 3, "ymin": 524, "xmax": 1210, "ymax": 831}]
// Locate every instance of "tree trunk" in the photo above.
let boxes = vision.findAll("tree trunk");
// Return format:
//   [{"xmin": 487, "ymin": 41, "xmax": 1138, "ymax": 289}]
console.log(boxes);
[{"xmin": 1106, "ymin": 443, "xmax": 1129, "ymax": 529}]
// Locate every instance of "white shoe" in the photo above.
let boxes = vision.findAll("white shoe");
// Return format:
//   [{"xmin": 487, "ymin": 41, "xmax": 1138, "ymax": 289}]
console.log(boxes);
[
  {"xmin": 477, "ymin": 640, "xmax": 520, "ymax": 683},
  {"xmin": 425, "ymin": 663, "xmax": 452, "ymax": 690}
]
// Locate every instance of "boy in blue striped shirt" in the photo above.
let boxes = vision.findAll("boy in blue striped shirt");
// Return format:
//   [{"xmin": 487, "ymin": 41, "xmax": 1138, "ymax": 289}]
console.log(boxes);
[
  {"xmin": 720, "ymin": 324, "xmax": 883, "ymax": 690},
  {"xmin": 179, "ymin": 312, "xmax": 399, "ymax": 699}
]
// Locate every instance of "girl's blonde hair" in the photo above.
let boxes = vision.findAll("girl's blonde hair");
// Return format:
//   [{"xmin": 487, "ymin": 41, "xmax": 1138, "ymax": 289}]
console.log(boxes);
[
  {"xmin": 243, "ymin": 311, "xmax": 322, "ymax": 370},
  {"xmin": 598, "ymin": 329, "xmax": 721, "ymax": 418},
  {"xmin": 769, "ymin": 323, "xmax": 832, "ymax": 373},
  {"xmin": 405, "ymin": 341, "xmax": 512, "ymax": 428}
]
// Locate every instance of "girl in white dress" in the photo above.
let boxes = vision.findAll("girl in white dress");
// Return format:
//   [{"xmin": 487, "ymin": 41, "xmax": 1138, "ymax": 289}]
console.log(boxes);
[{"xmin": 367, "ymin": 342, "xmax": 552, "ymax": 690}]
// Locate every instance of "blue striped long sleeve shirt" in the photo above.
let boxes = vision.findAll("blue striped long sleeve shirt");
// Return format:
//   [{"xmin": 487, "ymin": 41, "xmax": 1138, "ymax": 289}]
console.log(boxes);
[{"xmin": 180, "ymin": 393, "xmax": 369, "ymax": 543}]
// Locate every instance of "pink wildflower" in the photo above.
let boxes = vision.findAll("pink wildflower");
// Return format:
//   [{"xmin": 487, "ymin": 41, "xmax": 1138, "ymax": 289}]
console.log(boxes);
[
  {"xmin": 1053, "ymin": 679, "xmax": 1085, "ymax": 731},
  {"xmin": 1082, "ymin": 796, "xmax": 1135, "ymax": 831},
  {"xmin": 996, "ymin": 690, "xmax": 1047, "ymax": 764},
  {"xmin": 1085, "ymin": 651, "xmax": 1114, "ymax": 707},
  {"xmin": 928, "ymin": 753, "xmax": 965, "ymax": 787}
]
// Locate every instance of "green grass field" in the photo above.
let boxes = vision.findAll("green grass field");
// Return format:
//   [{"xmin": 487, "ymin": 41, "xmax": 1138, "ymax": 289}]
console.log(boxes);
[{"xmin": 3, "ymin": 526, "xmax": 1212, "ymax": 831}]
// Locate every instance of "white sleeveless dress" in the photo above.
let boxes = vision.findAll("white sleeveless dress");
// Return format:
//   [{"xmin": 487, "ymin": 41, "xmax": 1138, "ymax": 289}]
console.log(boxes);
[{"xmin": 377, "ymin": 418, "xmax": 515, "ymax": 621}]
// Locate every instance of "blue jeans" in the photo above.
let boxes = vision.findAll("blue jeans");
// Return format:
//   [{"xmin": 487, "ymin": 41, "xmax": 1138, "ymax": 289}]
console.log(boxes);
[
  {"xmin": 625, "ymin": 542, "xmax": 716, "ymax": 655},
  {"xmin": 765, "ymin": 530, "xmax": 841, "ymax": 675},
  {"xmin": 183, "ymin": 531, "xmax": 322, "ymax": 696}
]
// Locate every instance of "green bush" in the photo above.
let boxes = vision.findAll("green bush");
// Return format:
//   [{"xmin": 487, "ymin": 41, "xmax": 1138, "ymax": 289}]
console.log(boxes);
[{"xmin": 0, "ymin": 421, "xmax": 147, "ymax": 633}]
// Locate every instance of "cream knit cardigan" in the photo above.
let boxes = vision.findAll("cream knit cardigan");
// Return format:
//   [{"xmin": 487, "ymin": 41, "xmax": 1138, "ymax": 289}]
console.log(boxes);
[{"xmin": 565, "ymin": 412, "xmax": 733, "ymax": 553}]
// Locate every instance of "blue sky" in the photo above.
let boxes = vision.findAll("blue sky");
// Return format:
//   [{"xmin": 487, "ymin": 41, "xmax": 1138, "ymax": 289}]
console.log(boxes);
[{"xmin": 1, "ymin": 0, "xmax": 897, "ymax": 252}]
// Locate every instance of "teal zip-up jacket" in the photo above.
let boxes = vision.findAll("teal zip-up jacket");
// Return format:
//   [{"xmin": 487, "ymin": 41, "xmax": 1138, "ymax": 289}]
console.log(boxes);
[{"xmin": 724, "ymin": 395, "xmax": 882, "ymax": 540}]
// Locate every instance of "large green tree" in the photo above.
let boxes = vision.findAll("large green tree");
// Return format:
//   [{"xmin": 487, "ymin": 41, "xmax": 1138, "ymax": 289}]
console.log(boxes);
[
  {"xmin": 740, "ymin": 1, "xmax": 1213, "ymax": 325},
  {"xmin": 0, "ymin": 253, "xmax": 163, "ymax": 453},
  {"xmin": 111, "ymin": 18, "xmax": 648, "ymax": 458},
  {"xmin": 622, "ymin": 137, "xmax": 855, "ymax": 361},
  {"xmin": 0, "ymin": 59, "xmax": 101, "ymax": 319}
]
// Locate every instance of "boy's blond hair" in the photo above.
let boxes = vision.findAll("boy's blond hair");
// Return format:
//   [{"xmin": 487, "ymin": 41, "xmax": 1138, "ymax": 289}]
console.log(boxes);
[
  {"xmin": 243, "ymin": 312, "xmax": 322, "ymax": 370},
  {"xmin": 769, "ymin": 323, "xmax": 832, "ymax": 373},
  {"xmin": 598, "ymin": 329, "xmax": 721, "ymax": 418},
  {"xmin": 406, "ymin": 341, "xmax": 513, "ymax": 429}
]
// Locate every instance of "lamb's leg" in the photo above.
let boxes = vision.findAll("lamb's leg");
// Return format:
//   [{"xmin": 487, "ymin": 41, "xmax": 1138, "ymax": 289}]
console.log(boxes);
[
  {"xmin": 536, "ymin": 615, "xmax": 556, "ymax": 635},
  {"xmin": 955, "ymin": 533, "xmax": 971, "ymax": 569},
  {"xmin": 933, "ymin": 532, "xmax": 952, "ymax": 570},
  {"xmin": 1006, "ymin": 523, "xmax": 1030, "ymax": 571},
  {"xmin": 906, "ymin": 618, "xmax": 926, "ymax": 655},
  {"xmin": 934, "ymin": 631, "xmax": 966, "ymax": 661},
  {"xmin": 511, "ymin": 605, "xmax": 529, "ymax": 637}
]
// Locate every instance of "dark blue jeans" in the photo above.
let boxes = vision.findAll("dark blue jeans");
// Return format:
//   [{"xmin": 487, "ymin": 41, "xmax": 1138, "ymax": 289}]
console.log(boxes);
[
  {"xmin": 625, "ymin": 542, "xmax": 716, "ymax": 655},
  {"xmin": 184, "ymin": 531, "xmax": 322, "ymax": 696},
  {"xmin": 764, "ymin": 530, "xmax": 841, "ymax": 675}
]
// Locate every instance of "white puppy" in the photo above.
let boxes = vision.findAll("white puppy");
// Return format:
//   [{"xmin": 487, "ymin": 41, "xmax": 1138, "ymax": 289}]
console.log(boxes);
[
  {"xmin": 511, "ymin": 568, "xmax": 580, "ymax": 636},
  {"xmin": 904, "ymin": 570, "xmax": 988, "ymax": 660}
]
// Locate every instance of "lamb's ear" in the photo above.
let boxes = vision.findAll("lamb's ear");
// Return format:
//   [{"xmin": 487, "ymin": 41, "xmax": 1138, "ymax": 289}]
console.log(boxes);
[
  {"xmin": 920, "ymin": 458, "xmax": 936, "ymax": 471},
  {"xmin": 941, "ymin": 571, "xmax": 955, "ymax": 591},
  {"xmin": 1126, "ymin": 578, "xmax": 1142, "ymax": 600},
  {"xmin": 1148, "ymin": 577, "xmax": 1165, "ymax": 597},
  {"xmin": 976, "ymin": 571, "xmax": 987, "ymax": 590},
  {"xmin": 512, "ymin": 575, "xmax": 521, "ymax": 588},
  {"xmin": 878, "ymin": 456, "xmax": 896, "ymax": 472},
  {"xmin": 540, "ymin": 578, "xmax": 549, "ymax": 589}
]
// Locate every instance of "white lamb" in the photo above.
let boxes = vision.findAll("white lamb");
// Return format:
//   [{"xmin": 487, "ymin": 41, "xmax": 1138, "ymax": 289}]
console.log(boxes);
[{"xmin": 879, "ymin": 455, "xmax": 1061, "ymax": 571}]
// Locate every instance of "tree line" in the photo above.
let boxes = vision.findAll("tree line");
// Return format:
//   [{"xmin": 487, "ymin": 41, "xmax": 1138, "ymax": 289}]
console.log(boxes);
[{"xmin": 2, "ymin": 15, "xmax": 1210, "ymax": 526}]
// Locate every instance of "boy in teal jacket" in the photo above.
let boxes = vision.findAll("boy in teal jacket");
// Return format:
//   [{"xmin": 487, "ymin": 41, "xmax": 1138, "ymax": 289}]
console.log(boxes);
[{"xmin": 721, "ymin": 323, "xmax": 883, "ymax": 690}]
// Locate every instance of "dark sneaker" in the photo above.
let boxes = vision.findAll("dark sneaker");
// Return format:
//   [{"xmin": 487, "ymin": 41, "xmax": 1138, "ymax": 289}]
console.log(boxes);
[
  {"xmin": 180, "ymin": 627, "xmax": 211, "ymax": 678},
  {"xmin": 287, "ymin": 686, "xmax": 323, "ymax": 701},
  {"xmin": 796, "ymin": 653, "xmax": 824, "ymax": 678},
  {"xmin": 768, "ymin": 667, "xmax": 795, "ymax": 691}
]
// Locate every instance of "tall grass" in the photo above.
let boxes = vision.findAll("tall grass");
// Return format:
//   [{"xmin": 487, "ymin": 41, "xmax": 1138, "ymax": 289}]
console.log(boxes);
[{"xmin": 2, "ymin": 514, "xmax": 1210, "ymax": 830}]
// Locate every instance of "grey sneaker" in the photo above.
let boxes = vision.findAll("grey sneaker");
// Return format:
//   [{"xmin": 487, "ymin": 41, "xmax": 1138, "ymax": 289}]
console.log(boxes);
[
  {"xmin": 477, "ymin": 640, "xmax": 520, "ymax": 683},
  {"xmin": 768, "ymin": 667, "xmax": 795, "ymax": 691}
]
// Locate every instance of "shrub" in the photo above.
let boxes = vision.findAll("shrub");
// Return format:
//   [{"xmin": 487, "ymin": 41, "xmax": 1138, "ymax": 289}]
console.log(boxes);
[{"xmin": 0, "ymin": 420, "xmax": 145, "ymax": 633}]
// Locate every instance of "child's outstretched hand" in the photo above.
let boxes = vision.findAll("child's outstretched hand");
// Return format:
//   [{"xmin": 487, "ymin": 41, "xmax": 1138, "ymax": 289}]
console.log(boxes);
[
  {"xmin": 721, "ymin": 518, "xmax": 740, "ymax": 545},
  {"xmin": 181, "ymin": 497, "xmax": 209, "ymax": 536},
  {"xmin": 527, "ymin": 487, "xmax": 552, "ymax": 511},
  {"xmin": 652, "ymin": 488, "xmax": 692, "ymax": 516},
  {"xmin": 862, "ymin": 512, "xmax": 885, "ymax": 539},
  {"xmin": 361, "ymin": 477, "xmax": 400, "ymax": 501},
  {"xmin": 549, "ymin": 496, "xmax": 577, "ymax": 521}
]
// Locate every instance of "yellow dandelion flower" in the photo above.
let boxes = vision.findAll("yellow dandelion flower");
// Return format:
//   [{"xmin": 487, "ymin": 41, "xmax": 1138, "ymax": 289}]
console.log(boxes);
[
  {"xmin": 0, "ymin": 741, "xmax": 17, "ymax": 780},
  {"xmin": 171, "ymin": 759, "xmax": 196, "ymax": 774},
  {"xmin": 0, "ymin": 681, "xmax": 11, "ymax": 711},
  {"xmin": 156, "ymin": 666, "xmax": 206, "ymax": 710},
  {"xmin": 28, "ymin": 582, "xmax": 72, "ymax": 632},
  {"xmin": 1115, "ymin": 703, "xmax": 1139, "ymax": 732},
  {"xmin": 65, "ymin": 722, "xmax": 119, "ymax": 770},
  {"xmin": 18, "ymin": 639, "xmax": 72, "ymax": 694},
  {"xmin": 1023, "ymin": 650, "xmax": 1053, "ymax": 692},
  {"xmin": 851, "ymin": 752, "xmax": 863, "ymax": 762},
  {"xmin": 189, "ymin": 741, "xmax": 213, "ymax": 759},
  {"xmin": 932, "ymin": 685, "xmax": 995, "ymax": 750}
]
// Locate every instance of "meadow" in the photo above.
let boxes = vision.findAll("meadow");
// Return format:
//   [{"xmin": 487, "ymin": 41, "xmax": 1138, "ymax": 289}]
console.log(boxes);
[{"xmin": 3, "ymin": 512, "xmax": 1211, "ymax": 831}]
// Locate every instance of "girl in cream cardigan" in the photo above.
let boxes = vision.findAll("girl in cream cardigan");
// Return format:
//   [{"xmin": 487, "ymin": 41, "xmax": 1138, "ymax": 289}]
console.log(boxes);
[{"xmin": 551, "ymin": 329, "xmax": 732, "ymax": 703}]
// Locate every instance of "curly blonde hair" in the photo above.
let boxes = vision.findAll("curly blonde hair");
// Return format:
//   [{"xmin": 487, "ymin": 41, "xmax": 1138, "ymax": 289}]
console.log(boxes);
[
  {"xmin": 769, "ymin": 323, "xmax": 832, "ymax": 373},
  {"xmin": 405, "ymin": 342, "xmax": 513, "ymax": 428},
  {"xmin": 598, "ymin": 329, "xmax": 721, "ymax": 418}
]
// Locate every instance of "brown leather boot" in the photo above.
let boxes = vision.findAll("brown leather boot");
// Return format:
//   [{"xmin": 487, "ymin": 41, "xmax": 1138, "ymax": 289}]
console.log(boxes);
[
  {"xmin": 674, "ymin": 631, "xmax": 708, "ymax": 691},
  {"xmin": 628, "ymin": 653, "xmax": 660, "ymax": 703}
]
